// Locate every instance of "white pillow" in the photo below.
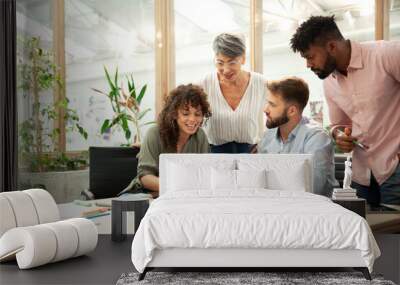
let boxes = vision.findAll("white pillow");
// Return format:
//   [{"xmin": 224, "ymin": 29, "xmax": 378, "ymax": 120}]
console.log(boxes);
[
  {"xmin": 266, "ymin": 167, "xmax": 306, "ymax": 191},
  {"xmin": 211, "ymin": 169, "xmax": 268, "ymax": 190},
  {"xmin": 167, "ymin": 162, "xmax": 211, "ymax": 191},
  {"xmin": 236, "ymin": 169, "xmax": 267, "ymax": 189},
  {"xmin": 237, "ymin": 159, "xmax": 308, "ymax": 191},
  {"xmin": 165, "ymin": 157, "xmax": 236, "ymax": 171},
  {"xmin": 211, "ymin": 168, "xmax": 237, "ymax": 190}
]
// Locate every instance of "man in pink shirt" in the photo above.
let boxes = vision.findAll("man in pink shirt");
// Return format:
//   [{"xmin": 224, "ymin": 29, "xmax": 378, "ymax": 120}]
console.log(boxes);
[{"xmin": 290, "ymin": 16, "xmax": 400, "ymax": 206}]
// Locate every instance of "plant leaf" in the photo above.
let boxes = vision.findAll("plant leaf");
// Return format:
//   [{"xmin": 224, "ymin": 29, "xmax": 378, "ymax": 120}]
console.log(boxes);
[
  {"xmin": 127, "ymin": 75, "xmax": 132, "ymax": 92},
  {"xmin": 121, "ymin": 115, "xmax": 131, "ymax": 140},
  {"xmin": 109, "ymin": 113, "xmax": 123, "ymax": 128},
  {"xmin": 125, "ymin": 114, "xmax": 134, "ymax": 121},
  {"xmin": 121, "ymin": 115, "xmax": 129, "ymax": 130},
  {"xmin": 125, "ymin": 129, "xmax": 131, "ymax": 140},
  {"xmin": 128, "ymin": 75, "xmax": 136, "ymax": 99},
  {"xmin": 137, "ymin": 84, "xmax": 147, "ymax": 105},
  {"xmin": 129, "ymin": 88, "xmax": 136, "ymax": 100},
  {"xmin": 104, "ymin": 66, "xmax": 115, "ymax": 90},
  {"xmin": 114, "ymin": 67, "xmax": 118, "ymax": 89},
  {"xmin": 76, "ymin": 123, "xmax": 88, "ymax": 140},
  {"xmin": 100, "ymin": 119, "xmax": 110, "ymax": 134},
  {"xmin": 138, "ymin": 108, "xmax": 151, "ymax": 120},
  {"xmin": 139, "ymin": 121, "xmax": 156, "ymax": 127},
  {"xmin": 130, "ymin": 74, "xmax": 135, "ymax": 93},
  {"xmin": 92, "ymin": 88, "xmax": 108, "ymax": 96}
]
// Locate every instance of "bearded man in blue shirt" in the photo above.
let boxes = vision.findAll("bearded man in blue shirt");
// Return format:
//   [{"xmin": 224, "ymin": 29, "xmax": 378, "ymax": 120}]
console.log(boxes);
[{"xmin": 258, "ymin": 77, "xmax": 337, "ymax": 196}]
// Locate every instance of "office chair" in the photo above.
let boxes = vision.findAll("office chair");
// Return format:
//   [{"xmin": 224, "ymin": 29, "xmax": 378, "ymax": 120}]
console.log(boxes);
[{"xmin": 82, "ymin": 146, "xmax": 140, "ymax": 199}]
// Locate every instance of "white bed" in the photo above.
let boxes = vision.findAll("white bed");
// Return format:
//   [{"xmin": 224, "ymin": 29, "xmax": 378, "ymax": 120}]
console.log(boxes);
[{"xmin": 131, "ymin": 154, "xmax": 380, "ymax": 280}]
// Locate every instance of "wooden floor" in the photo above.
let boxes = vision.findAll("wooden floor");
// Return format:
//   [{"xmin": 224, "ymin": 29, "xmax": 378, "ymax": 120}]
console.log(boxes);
[{"xmin": 1, "ymin": 234, "xmax": 398, "ymax": 285}]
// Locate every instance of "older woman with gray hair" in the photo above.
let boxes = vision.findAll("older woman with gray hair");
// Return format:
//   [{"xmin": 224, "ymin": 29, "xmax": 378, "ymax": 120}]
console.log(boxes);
[{"xmin": 199, "ymin": 33, "xmax": 267, "ymax": 153}]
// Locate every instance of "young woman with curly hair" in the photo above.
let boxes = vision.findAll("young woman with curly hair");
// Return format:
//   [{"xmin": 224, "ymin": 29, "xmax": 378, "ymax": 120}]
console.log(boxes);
[{"xmin": 122, "ymin": 84, "xmax": 211, "ymax": 196}]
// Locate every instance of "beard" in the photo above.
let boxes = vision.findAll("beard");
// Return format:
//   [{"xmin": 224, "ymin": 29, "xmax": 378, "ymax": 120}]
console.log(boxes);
[
  {"xmin": 311, "ymin": 54, "xmax": 337, "ymax": 79},
  {"xmin": 266, "ymin": 111, "xmax": 289, "ymax": 129}
]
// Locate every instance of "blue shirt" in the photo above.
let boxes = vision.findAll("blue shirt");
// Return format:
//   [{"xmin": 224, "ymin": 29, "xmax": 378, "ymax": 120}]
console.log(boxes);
[{"xmin": 258, "ymin": 118, "xmax": 337, "ymax": 196}]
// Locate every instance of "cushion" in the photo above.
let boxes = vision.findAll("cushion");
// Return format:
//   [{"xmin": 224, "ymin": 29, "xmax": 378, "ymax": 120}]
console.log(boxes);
[
  {"xmin": 160, "ymin": 154, "xmax": 236, "ymax": 194},
  {"xmin": 0, "ymin": 191, "xmax": 39, "ymax": 227},
  {"xmin": 42, "ymin": 221, "xmax": 79, "ymax": 262},
  {"xmin": 237, "ymin": 158, "xmax": 308, "ymax": 191},
  {"xmin": 66, "ymin": 218, "xmax": 98, "ymax": 257},
  {"xmin": 211, "ymin": 168, "xmax": 237, "ymax": 190},
  {"xmin": 267, "ymin": 167, "xmax": 306, "ymax": 191},
  {"xmin": 236, "ymin": 169, "xmax": 267, "ymax": 189},
  {"xmin": 0, "ymin": 226, "xmax": 57, "ymax": 269},
  {"xmin": 0, "ymin": 189, "xmax": 98, "ymax": 269},
  {"xmin": 164, "ymin": 156, "xmax": 236, "ymax": 170},
  {"xmin": 0, "ymin": 189, "xmax": 60, "ymax": 237},
  {"xmin": 211, "ymin": 169, "xmax": 268, "ymax": 191},
  {"xmin": 24, "ymin": 189, "xmax": 60, "ymax": 223},
  {"xmin": 0, "ymin": 196, "xmax": 16, "ymax": 237},
  {"xmin": 0, "ymin": 218, "xmax": 97, "ymax": 269},
  {"xmin": 167, "ymin": 163, "xmax": 212, "ymax": 191}
]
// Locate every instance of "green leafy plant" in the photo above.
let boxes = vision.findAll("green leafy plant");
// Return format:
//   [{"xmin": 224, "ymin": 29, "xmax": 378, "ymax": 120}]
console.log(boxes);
[
  {"xmin": 18, "ymin": 36, "xmax": 88, "ymax": 172},
  {"xmin": 92, "ymin": 66, "xmax": 154, "ymax": 146}
]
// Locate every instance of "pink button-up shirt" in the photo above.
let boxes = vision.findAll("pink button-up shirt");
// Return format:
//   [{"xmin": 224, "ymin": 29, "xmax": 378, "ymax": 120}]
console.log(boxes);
[{"xmin": 324, "ymin": 40, "xmax": 400, "ymax": 186}]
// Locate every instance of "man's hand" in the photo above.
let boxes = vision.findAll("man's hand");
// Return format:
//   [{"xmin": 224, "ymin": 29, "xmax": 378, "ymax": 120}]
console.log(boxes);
[{"xmin": 334, "ymin": 127, "xmax": 355, "ymax": 153}]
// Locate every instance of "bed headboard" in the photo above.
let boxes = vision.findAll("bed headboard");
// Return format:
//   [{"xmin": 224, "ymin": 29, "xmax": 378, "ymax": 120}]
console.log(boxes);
[{"xmin": 159, "ymin": 154, "xmax": 313, "ymax": 196}]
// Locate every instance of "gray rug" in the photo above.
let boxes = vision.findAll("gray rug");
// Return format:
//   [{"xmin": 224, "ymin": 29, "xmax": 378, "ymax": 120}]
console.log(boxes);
[{"xmin": 116, "ymin": 271, "xmax": 396, "ymax": 285}]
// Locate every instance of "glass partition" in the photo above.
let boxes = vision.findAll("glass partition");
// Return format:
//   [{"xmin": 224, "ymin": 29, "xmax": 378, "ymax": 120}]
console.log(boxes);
[
  {"xmin": 65, "ymin": 0, "xmax": 156, "ymax": 150},
  {"xmin": 175, "ymin": 0, "xmax": 250, "ymax": 85},
  {"xmin": 262, "ymin": 0, "xmax": 375, "ymax": 126},
  {"xmin": 390, "ymin": 0, "xmax": 400, "ymax": 39}
]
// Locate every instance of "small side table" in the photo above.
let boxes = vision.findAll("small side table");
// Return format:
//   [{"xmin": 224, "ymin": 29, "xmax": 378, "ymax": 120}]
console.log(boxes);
[
  {"xmin": 112, "ymin": 196, "xmax": 150, "ymax": 242},
  {"xmin": 332, "ymin": 198, "xmax": 366, "ymax": 218}
]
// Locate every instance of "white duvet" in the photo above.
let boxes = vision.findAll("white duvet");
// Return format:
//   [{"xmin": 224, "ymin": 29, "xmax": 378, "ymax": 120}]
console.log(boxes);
[{"xmin": 131, "ymin": 190, "xmax": 380, "ymax": 273}]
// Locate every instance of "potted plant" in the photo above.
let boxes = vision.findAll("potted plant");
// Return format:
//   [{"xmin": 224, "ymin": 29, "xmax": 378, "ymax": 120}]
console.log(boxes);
[
  {"xmin": 92, "ymin": 67, "xmax": 155, "ymax": 147},
  {"xmin": 18, "ymin": 36, "xmax": 89, "ymax": 203}
]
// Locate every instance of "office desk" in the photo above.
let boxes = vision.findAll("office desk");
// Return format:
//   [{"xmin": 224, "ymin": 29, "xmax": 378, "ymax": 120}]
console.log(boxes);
[{"xmin": 58, "ymin": 198, "xmax": 113, "ymax": 234}]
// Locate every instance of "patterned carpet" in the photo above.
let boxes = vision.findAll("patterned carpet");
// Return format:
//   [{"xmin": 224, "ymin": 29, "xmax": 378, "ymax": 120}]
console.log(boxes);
[{"xmin": 116, "ymin": 271, "xmax": 396, "ymax": 285}]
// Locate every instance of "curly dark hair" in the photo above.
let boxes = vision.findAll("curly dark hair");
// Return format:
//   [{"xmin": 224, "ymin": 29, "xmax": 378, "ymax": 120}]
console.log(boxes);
[
  {"xmin": 158, "ymin": 84, "xmax": 211, "ymax": 152},
  {"xmin": 290, "ymin": 15, "xmax": 344, "ymax": 54}
]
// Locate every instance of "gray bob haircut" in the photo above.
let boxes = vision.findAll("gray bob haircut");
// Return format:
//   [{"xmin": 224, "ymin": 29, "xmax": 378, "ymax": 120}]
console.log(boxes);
[{"xmin": 213, "ymin": 33, "xmax": 246, "ymax": 58}]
